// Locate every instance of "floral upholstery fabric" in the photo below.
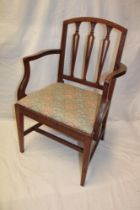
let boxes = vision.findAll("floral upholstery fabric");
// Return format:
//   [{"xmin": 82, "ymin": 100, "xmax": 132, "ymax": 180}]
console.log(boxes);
[{"xmin": 18, "ymin": 83, "xmax": 101, "ymax": 134}]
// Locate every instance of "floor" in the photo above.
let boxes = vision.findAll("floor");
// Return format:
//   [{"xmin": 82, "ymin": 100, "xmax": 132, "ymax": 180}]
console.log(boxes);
[{"xmin": 0, "ymin": 118, "xmax": 140, "ymax": 210}]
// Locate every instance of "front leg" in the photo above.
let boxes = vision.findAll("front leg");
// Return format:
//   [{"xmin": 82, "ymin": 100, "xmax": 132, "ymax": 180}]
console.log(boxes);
[{"xmin": 15, "ymin": 105, "xmax": 24, "ymax": 153}]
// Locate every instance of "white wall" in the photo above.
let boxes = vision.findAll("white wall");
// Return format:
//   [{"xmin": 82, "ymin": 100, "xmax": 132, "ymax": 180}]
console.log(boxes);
[{"xmin": 0, "ymin": 0, "xmax": 140, "ymax": 120}]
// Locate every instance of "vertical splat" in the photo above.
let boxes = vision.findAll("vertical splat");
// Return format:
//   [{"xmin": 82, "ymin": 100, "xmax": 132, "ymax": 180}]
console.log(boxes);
[
  {"xmin": 96, "ymin": 25, "xmax": 112, "ymax": 84},
  {"xmin": 83, "ymin": 22, "xmax": 96, "ymax": 80},
  {"xmin": 70, "ymin": 22, "xmax": 81, "ymax": 77}
]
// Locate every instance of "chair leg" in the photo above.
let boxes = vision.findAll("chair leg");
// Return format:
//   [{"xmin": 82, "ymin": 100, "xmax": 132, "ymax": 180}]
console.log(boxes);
[
  {"xmin": 80, "ymin": 140, "xmax": 92, "ymax": 186},
  {"xmin": 15, "ymin": 105, "xmax": 24, "ymax": 153},
  {"xmin": 101, "ymin": 110, "xmax": 109, "ymax": 140},
  {"xmin": 101, "ymin": 127, "xmax": 105, "ymax": 140}
]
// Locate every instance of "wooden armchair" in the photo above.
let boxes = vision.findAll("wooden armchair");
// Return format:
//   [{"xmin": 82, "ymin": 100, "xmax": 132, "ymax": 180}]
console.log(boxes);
[{"xmin": 15, "ymin": 17, "xmax": 127, "ymax": 186}]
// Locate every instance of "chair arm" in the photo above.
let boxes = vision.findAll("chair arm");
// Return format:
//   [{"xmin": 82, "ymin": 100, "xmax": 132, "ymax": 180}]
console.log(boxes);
[
  {"xmin": 93, "ymin": 63, "xmax": 127, "ymax": 139},
  {"xmin": 105, "ymin": 63, "xmax": 127, "ymax": 84},
  {"xmin": 101, "ymin": 63, "xmax": 127, "ymax": 102},
  {"xmin": 23, "ymin": 49, "xmax": 62, "ymax": 62},
  {"xmin": 17, "ymin": 49, "xmax": 62, "ymax": 100}
]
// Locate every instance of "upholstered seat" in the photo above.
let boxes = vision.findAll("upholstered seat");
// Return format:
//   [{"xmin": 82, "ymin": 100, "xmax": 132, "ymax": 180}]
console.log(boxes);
[{"xmin": 18, "ymin": 83, "xmax": 101, "ymax": 134}]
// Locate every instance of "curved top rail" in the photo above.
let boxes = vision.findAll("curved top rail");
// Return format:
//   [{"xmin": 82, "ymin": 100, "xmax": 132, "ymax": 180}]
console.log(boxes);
[{"xmin": 64, "ymin": 17, "xmax": 127, "ymax": 32}]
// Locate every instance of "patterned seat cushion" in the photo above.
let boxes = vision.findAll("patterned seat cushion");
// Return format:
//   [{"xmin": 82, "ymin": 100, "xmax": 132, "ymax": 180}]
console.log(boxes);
[{"xmin": 17, "ymin": 83, "xmax": 101, "ymax": 134}]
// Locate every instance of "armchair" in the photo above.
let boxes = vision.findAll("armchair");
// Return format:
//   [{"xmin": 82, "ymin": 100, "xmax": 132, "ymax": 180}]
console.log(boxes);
[{"xmin": 15, "ymin": 17, "xmax": 127, "ymax": 186}]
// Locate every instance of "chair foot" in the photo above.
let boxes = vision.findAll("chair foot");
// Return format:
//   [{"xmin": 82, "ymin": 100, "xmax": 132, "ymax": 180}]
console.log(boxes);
[
  {"xmin": 15, "ymin": 105, "xmax": 24, "ymax": 153},
  {"xmin": 101, "ymin": 111, "xmax": 109, "ymax": 140},
  {"xmin": 80, "ymin": 140, "xmax": 92, "ymax": 186},
  {"xmin": 101, "ymin": 133, "xmax": 105, "ymax": 140},
  {"xmin": 101, "ymin": 128, "xmax": 105, "ymax": 140}
]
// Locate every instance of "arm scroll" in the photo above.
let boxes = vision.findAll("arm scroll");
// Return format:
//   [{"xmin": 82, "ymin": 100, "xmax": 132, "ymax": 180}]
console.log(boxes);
[{"xmin": 105, "ymin": 63, "xmax": 127, "ymax": 84}]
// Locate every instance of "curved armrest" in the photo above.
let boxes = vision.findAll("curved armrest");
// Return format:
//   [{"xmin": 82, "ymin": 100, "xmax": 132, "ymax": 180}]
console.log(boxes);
[
  {"xmin": 18, "ymin": 49, "xmax": 62, "ymax": 100},
  {"xmin": 102, "ymin": 63, "xmax": 127, "ymax": 101},
  {"xmin": 23, "ymin": 49, "xmax": 62, "ymax": 62},
  {"xmin": 105, "ymin": 63, "xmax": 127, "ymax": 84}
]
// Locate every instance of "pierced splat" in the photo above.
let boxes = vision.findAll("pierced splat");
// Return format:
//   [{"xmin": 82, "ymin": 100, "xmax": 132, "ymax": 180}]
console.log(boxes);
[
  {"xmin": 96, "ymin": 25, "xmax": 112, "ymax": 84},
  {"xmin": 83, "ymin": 22, "xmax": 96, "ymax": 80},
  {"xmin": 70, "ymin": 22, "xmax": 81, "ymax": 77}
]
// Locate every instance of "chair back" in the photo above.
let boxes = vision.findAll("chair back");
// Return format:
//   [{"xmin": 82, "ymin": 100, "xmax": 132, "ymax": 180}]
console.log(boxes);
[{"xmin": 58, "ymin": 17, "xmax": 127, "ymax": 90}]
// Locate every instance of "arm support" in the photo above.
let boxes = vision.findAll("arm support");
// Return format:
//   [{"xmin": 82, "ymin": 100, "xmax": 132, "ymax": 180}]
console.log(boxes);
[
  {"xmin": 17, "ymin": 49, "xmax": 62, "ymax": 100},
  {"xmin": 93, "ymin": 63, "xmax": 127, "ymax": 139},
  {"xmin": 93, "ymin": 101, "xmax": 110, "ymax": 139},
  {"xmin": 102, "ymin": 63, "xmax": 127, "ymax": 101}
]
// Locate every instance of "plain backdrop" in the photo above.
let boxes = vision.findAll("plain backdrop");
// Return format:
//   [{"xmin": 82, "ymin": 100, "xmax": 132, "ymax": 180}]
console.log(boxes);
[
  {"xmin": 0, "ymin": 0, "xmax": 140, "ymax": 120},
  {"xmin": 0, "ymin": 1, "xmax": 140, "ymax": 210}
]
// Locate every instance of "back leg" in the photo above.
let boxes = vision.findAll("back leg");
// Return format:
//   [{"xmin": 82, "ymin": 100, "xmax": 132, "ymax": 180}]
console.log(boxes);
[
  {"xmin": 101, "ymin": 110, "xmax": 109, "ymax": 140},
  {"xmin": 15, "ymin": 105, "xmax": 24, "ymax": 153}
]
